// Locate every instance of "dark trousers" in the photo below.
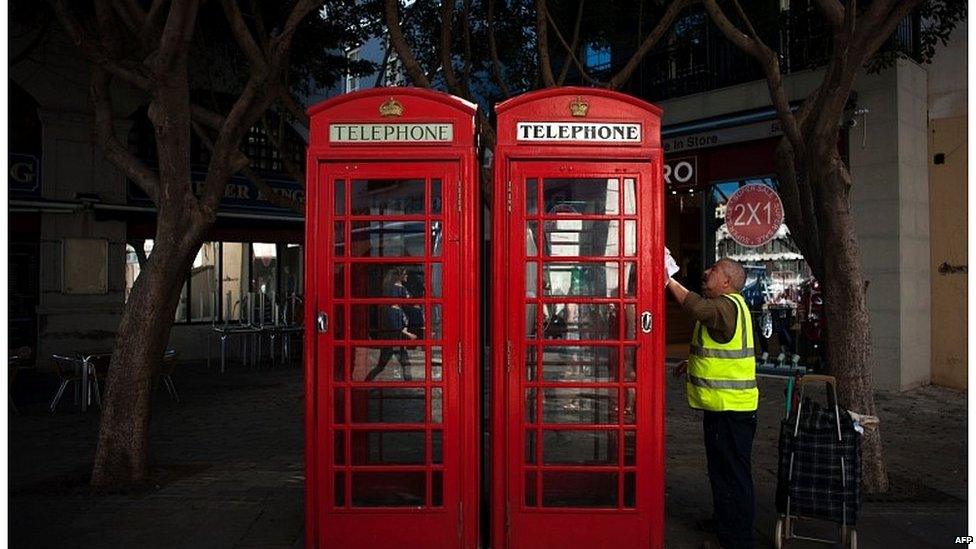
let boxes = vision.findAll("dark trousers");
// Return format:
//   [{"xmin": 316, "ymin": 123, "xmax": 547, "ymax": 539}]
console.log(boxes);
[
  {"xmin": 365, "ymin": 346, "xmax": 411, "ymax": 381},
  {"xmin": 703, "ymin": 410, "xmax": 757, "ymax": 549}
]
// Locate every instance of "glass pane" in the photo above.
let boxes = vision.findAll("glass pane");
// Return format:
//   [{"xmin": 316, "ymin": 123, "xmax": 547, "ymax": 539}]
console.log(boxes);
[
  {"xmin": 543, "ymin": 178, "xmax": 620, "ymax": 215},
  {"xmin": 352, "ymin": 471, "xmax": 425, "ymax": 507},
  {"xmin": 432, "ymin": 471, "xmax": 444, "ymax": 507},
  {"xmin": 432, "ymin": 431, "xmax": 443, "ymax": 464},
  {"xmin": 220, "ymin": 242, "xmax": 246, "ymax": 322},
  {"xmin": 624, "ymin": 388, "xmax": 636, "ymax": 424},
  {"xmin": 431, "ymin": 178, "xmax": 442, "ymax": 214},
  {"xmin": 334, "ymin": 388, "xmax": 345, "ymax": 424},
  {"xmin": 431, "ymin": 263, "xmax": 442, "ymax": 298},
  {"xmin": 625, "ymin": 304, "xmax": 636, "ymax": 340},
  {"xmin": 351, "ymin": 178, "xmax": 425, "ymax": 216},
  {"xmin": 542, "ymin": 388, "xmax": 617, "ymax": 424},
  {"xmin": 624, "ymin": 430, "xmax": 636, "ymax": 466},
  {"xmin": 333, "ymin": 264, "xmax": 344, "ymax": 298},
  {"xmin": 350, "ymin": 263, "xmax": 425, "ymax": 299},
  {"xmin": 624, "ymin": 262, "xmax": 637, "ymax": 297},
  {"xmin": 543, "ymin": 471, "xmax": 617, "ymax": 507},
  {"xmin": 543, "ymin": 303, "xmax": 621, "ymax": 340},
  {"xmin": 431, "ymin": 222, "xmax": 443, "ymax": 257},
  {"xmin": 333, "ymin": 347, "xmax": 345, "ymax": 382},
  {"xmin": 526, "ymin": 262, "xmax": 537, "ymax": 297},
  {"xmin": 351, "ymin": 346, "xmax": 425, "ymax": 382},
  {"xmin": 525, "ymin": 346, "xmax": 538, "ymax": 381},
  {"xmin": 542, "ymin": 346, "xmax": 618, "ymax": 382},
  {"xmin": 351, "ymin": 388, "xmax": 425, "ymax": 423},
  {"xmin": 335, "ymin": 472, "xmax": 345, "ymax": 507},
  {"xmin": 623, "ymin": 347, "xmax": 637, "ymax": 381},
  {"xmin": 334, "ymin": 179, "xmax": 345, "ymax": 215},
  {"xmin": 543, "ymin": 430, "xmax": 618, "ymax": 465},
  {"xmin": 334, "ymin": 222, "xmax": 345, "ymax": 257},
  {"xmin": 189, "ymin": 242, "xmax": 218, "ymax": 322},
  {"xmin": 525, "ymin": 431, "xmax": 536, "ymax": 464},
  {"xmin": 281, "ymin": 243, "xmax": 302, "ymax": 300},
  {"xmin": 543, "ymin": 262, "xmax": 619, "ymax": 297},
  {"xmin": 429, "ymin": 305, "xmax": 442, "ymax": 340},
  {"xmin": 251, "ymin": 242, "xmax": 278, "ymax": 296},
  {"xmin": 526, "ymin": 222, "xmax": 539, "ymax": 255},
  {"xmin": 334, "ymin": 305, "xmax": 344, "ymax": 339},
  {"xmin": 431, "ymin": 346, "xmax": 443, "ymax": 381},
  {"xmin": 624, "ymin": 472, "xmax": 636, "ymax": 508},
  {"xmin": 334, "ymin": 431, "xmax": 345, "ymax": 464},
  {"xmin": 544, "ymin": 220, "xmax": 620, "ymax": 257},
  {"xmin": 623, "ymin": 178, "xmax": 636, "ymax": 214},
  {"xmin": 350, "ymin": 221, "xmax": 426, "ymax": 257},
  {"xmin": 175, "ymin": 280, "xmax": 188, "ymax": 322},
  {"xmin": 526, "ymin": 178, "xmax": 538, "ymax": 214},
  {"xmin": 351, "ymin": 430, "xmax": 425, "ymax": 464},
  {"xmin": 525, "ymin": 388, "xmax": 537, "ymax": 423},
  {"xmin": 525, "ymin": 471, "xmax": 538, "ymax": 506},
  {"xmin": 350, "ymin": 305, "xmax": 427, "ymax": 341},
  {"xmin": 624, "ymin": 220, "xmax": 636, "ymax": 256},
  {"xmin": 525, "ymin": 304, "xmax": 538, "ymax": 339},
  {"xmin": 432, "ymin": 388, "xmax": 442, "ymax": 423}
]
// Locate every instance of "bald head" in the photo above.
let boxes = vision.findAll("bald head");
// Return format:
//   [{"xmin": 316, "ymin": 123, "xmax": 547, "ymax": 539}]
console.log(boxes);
[{"xmin": 715, "ymin": 259, "xmax": 746, "ymax": 292}]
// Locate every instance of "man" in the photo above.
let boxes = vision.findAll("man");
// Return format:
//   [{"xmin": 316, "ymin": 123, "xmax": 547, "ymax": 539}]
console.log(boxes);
[{"xmin": 666, "ymin": 256, "xmax": 758, "ymax": 549}]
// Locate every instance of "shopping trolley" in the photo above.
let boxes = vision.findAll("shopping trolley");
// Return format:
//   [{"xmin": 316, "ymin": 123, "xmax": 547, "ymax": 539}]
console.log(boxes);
[{"xmin": 774, "ymin": 375, "xmax": 860, "ymax": 548}]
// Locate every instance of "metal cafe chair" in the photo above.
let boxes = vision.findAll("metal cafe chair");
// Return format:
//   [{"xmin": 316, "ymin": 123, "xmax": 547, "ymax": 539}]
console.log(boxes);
[
  {"xmin": 158, "ymin": 349, "xmax": 180, "ymax": 402},
  {"xmin": 208, "ymin": 293, "xmax": 259, "ymax": 374},
  {"xmin": 49, "ymin": 354, "xmax": 101, "ymax": 413}
]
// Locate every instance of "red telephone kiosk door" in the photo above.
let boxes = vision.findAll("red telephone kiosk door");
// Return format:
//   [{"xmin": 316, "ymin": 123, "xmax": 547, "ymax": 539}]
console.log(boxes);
[
  {"xmin": 305, "ymin": 88, "xmax": 480, "ymax": 549},
  {"xmin": 491, "ymin": 88, "xmax": 665, "ymax": 549}
]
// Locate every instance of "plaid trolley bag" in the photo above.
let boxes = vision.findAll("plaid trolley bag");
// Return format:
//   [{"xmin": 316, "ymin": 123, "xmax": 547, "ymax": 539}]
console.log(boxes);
[{"xmin": 774, "ymin": 375, "xmax": 861, "ymax": 548}]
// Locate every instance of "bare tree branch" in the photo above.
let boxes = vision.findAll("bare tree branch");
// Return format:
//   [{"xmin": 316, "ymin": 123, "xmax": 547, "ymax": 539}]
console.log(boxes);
[
  {"xmin": 486, "ymin": 0, "xmax": 512, "ymax": 97},
  {"xmin": 384, "ymin": 0, "xmax": 432, "ymax": 88},
  {"xmin": 260, "ymin": 115, "xmax": 306, "ymax": 187},
  {"xmin": 813, "ymin": 0, "xmax": 844, "ymax": 30},
  {"xmin": 461, "ymin": 0, "xmax": 473, "ymax": 93},
  {"xmin": 278, "ymin": 89, "xmax": 310, "ymax": 130},
  {"xmin": 535, "ymin": 0, "xmax": 556, "ymax": 86},
  {"xmin": 10, "ymin": 15, "xmax": 51, "ymax": 67},
  {"xmin": 156, "ymin": 0, "xmax": 200, "ymax": 74},
  {"xmin": 111, "ymin": 0, "xmax": 142, "ymax": 35},
  {"xmin": 545, "ymin": 10, "xmax": 605, "ymax": 86},
  {"xmin": 606, "ymin": 0, "xmax": 698, "ymax": 90},
  {"xmin": 439, "ymin": 0, "xmax": 467, "ymax": 96},
  {"xmin": 221, "ymin": 0, "xmax": 268, "ymax": 70},
  {"xmin": 91, "ymin": 68, "xmax": 161, "ymax": 204},
  {"xmin": 556, "ymin": 0, "xmax": 585, "ymax": 85}
]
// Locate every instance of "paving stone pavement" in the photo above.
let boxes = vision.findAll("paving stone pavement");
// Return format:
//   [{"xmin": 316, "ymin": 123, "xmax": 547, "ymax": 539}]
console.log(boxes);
[{"xmin": 7, "ymin": 359, "xmax": 967, "ymax": 548}]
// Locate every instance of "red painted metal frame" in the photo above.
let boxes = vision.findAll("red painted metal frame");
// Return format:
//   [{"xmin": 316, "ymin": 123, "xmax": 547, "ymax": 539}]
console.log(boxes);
[
  {"xmin": 492, "ymin": 87, "xmax": 665, "ymax": 549},
  {"xmin": 305, "ymin": 88, "xmax": 480, "ymax": 549}
]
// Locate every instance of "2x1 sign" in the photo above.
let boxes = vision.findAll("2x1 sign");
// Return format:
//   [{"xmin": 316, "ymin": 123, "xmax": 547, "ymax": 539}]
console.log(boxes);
[
  {"xmin": 724, "ymin": 184, "xmax": 784, "ymax": 247},
  {"xmin": 516, "ymin": 122, "xmax": 641, "ymax": 142}
]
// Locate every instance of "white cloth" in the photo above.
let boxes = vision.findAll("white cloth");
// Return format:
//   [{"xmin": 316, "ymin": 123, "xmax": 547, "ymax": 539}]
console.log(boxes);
[{"xmin": 665, "ymin": 247, "xmax": 680, "ymax": 282}]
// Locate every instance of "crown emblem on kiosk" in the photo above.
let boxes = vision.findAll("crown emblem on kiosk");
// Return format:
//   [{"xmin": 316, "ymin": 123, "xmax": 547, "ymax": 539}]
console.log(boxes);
[
  {"xmin": 379, "ymin": 98, "xmax": 404, "ymax": 117},
  {"xmin": 569, "ymin": 96, "xmax": 589, "ymax": 117}
]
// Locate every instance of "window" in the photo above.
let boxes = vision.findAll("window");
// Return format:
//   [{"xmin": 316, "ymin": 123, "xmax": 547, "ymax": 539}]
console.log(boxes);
[
  {"xmin": 346, "ymin": 47, "xmax": 362, "ymax": 92},
  {"xmin": 584, "ymin": 42, "xmax": 611, "ymax": 74},
  {"xmin": 124, "ymin": 240, "xmax": 303, "ymax": 325}
]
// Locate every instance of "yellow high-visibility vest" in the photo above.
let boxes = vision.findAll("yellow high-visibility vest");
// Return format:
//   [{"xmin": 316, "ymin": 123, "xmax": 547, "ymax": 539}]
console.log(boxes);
[{"xmin": 686, "ymin": 292, "xmax": 758, "ymax": 412}]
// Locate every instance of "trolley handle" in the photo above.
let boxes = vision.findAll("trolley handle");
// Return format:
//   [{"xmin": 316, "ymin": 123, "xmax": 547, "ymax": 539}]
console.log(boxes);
[{"xmin": 793, "ymin": 374, "xmax": 844, "ymax": 441}]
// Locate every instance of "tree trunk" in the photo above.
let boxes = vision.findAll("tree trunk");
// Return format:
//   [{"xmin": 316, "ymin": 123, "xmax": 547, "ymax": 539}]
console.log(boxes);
[
  {"xmin": 815, "ymin": 162, "xmax": 890, "ymax": 493},
  {"xmin": 90, "ymin": 224, "xmax": 205, "ymax": 491}
]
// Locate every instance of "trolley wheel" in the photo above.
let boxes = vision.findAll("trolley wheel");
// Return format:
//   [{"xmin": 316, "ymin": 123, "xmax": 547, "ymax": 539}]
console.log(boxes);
[
  {"xmin": 774, "ymin": 518, "xmax": 785, "ymax": 549},
  {"xmin": 849, "ymin": 528, "xmax": 857, "ymax": 549}
]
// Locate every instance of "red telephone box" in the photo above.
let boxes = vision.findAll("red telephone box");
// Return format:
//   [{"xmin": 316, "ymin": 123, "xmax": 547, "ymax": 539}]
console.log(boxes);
[
  {"xmin": 305, "ymin": 88, "xmax": 480, "ymax": 549},
  {"xmin": 491, "ymin": 88, "xmax": 665, "ymax": 548}
]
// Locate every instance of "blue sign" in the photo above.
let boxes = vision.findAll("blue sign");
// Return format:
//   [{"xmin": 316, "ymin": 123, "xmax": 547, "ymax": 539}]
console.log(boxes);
[{"xmin": 9, "ymin": 153, "xmax": 41, "ymax": 195}]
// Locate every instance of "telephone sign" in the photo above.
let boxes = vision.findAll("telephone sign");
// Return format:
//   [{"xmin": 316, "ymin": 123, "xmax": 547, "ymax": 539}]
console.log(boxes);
[{"xmin": 724, "ymin": 183, "xmax": 784, "ymax": 247}]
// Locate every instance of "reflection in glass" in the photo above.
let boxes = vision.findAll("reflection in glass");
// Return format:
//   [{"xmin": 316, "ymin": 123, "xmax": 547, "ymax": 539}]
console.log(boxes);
[
  {"xmin": 543, "ymin": 178, "xmax": 619, "ymax": 215},
  {"xmin": 525, "ymin": 431, "xmax": 536, "ymax": 463},
  {"xmin": 525, "ymin": 388, "xmax": 537, "ymax": 423},
  {"xmin": 525, "ymin": 346, "xmax": 538, "ymax": 381},
  {"xmin": 351, "ymin": 179, "xmax": 425, "ymax": 216},
  {"xmin": 623, "ymin": 178, "xmax": 636, "ymax": 214},
  {"xmin": 542, "ymin": 346, "xmax": 618, "ymax": 382},
  {"xmin": 334, "ymin": 305, "xmax": 344, "ymax": 339},
  {"xmin": 525, "ymin": 304, "xmax": 537, "ymax": 339},
  {"xmin": 352, "ymin": 471, "xmax": 425, "ymax": 507},
  {"xmin": 432, "ymin": 431, "xmax": 443, "ymax": 463},
  {"xmin": 351, "ymin": 346, "xmax": 425, "ymax": 382},
  {"xmin": 624, "ymin": 220, "xmax": 636, "ymax": 256},
  {"xmin": 429, "ymin": 305, "xmax": 442, "ymax": 340},
  {"xmin": 543, "ymin": 303, "xmax": 620, "ymax": 340},
  {"xmin": 542, "ymin": 388, "xmax": 617, "ymax": 424},
  {"xmin": 526, "ymin": 222, "xmax": 539, "ymax": 255},
  {"xmin": 625, "ymin": 304, "xmax": 636, "ymax": 339},
  {"xmin": 351, "ymin": 388, "xmax": 425, "ymax": 423},
  {"xmin": 624, "ymin": 430, "xmax": 636, "ymax": 466},
  {"xmin": 333, "ymin": 347, "xmax": 345, "ymax": 381},
  {"xmin": 432, "ymin": 388, "xmax": 442, "ymax": 423},
  {"xmin": 526, "ymin": 178, "xmax": 538, "ymax": 214},
  {"xmin": 334, "ymin": 431, "xmax": 345, "ymax": 465},
  {"xmin": 334, "ymin": 222, "xmax": 345, "ymax": 257},
  {"xmin": 624, "ymin": 347, "xmax": 637, "ymax": 381},
  {"xmin": 432, "ymin": 471, "xmax": 444, "ymax": 507},
  {"xmin": 624, "ymin": 388, "xmax": 636, "ymax": 424},
  {"xmin": 543, "ymin": 471, "xmax": 617, "ymax": 507},
  {"xmin": 624, "ymin": 472, "xmax": 636, "ymax": 508},
  {"xmin": 431, "ymin": 178, "xmax": 442, "ymax": 214},
  {"xmin": 543, "ymin": 430, "xmax": 618, "ymax": 465},
  {"xmin": 334, "ymin": 388, "xmax": 345, "ymax": 423},
  {"xmin": 624, "ymin": 262, "xmax": 637, "ymax": 297},
  {"xmin": 352, "ymin": 430, "xmax": 426, "ymax": 464},
  {"xmin": 525, "ymin": 471, "xmax": 538, "ymax": 506},
  {"xmin": 543, "ymin": 262, "xmax": 619, "ymax": 297},
  {"xmin": 431, "ymin": 346, "xmax": 443, "ymax": 381},
  {"xmin": 350, "ymin": 305, "xmax": 425, "ymax": 341},
  {"xmin": 335, "ymin": 472, "xmax": 345, "ymax": 507},
  {"xmin": 333, "ymin": 264, "xmax": 344, "ymax": 298},
  {"xmin": 545, "ymin": 220, "xmax": 619, "ymax": 257},
  {"xmin": 526, "ymin": 262, "xmax": 537, "ymax": 297},
  {"xmin": 350, "ymin": 263, "xmax": 425, "ymax": 299},
  {"xmin": 350, "ymin": 221, "xmax": 426, "ymax": 257}
]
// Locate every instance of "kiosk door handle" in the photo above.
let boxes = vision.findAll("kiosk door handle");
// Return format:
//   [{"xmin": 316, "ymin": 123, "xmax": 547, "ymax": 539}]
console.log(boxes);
[
  {"xmin": 316, "ymin": 312, "xmax": 328, "ymax": 333},
  {"xmin": 640, "ymin": 311, "xmax": 653, "ymax": 333}
]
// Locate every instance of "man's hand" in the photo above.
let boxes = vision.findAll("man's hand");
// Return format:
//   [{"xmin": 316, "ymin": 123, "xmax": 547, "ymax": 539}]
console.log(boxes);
[
  {"xmin": 403, "ymin": 330, "xmax": 418, "ymax": 340},
  {"xmin": 672, "ymin": 359, "xmax": 688, "ymax": 379}
]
